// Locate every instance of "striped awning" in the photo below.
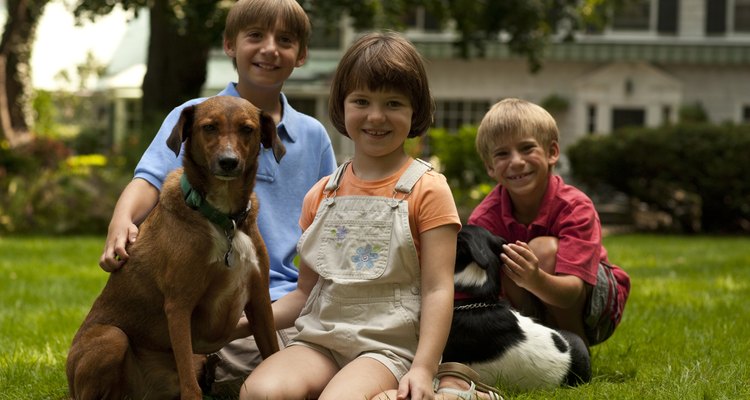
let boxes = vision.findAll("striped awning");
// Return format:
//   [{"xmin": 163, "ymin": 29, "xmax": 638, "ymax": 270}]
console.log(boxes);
[{"xmin": 415, "ymin": 39, "xmax": 750, "ymax": 65}]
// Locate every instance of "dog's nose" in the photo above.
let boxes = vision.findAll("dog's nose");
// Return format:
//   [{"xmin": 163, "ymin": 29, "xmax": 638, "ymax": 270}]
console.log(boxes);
[{"xmin": 219, "ymin": 156, "xmax": 239, "ymax": 172}]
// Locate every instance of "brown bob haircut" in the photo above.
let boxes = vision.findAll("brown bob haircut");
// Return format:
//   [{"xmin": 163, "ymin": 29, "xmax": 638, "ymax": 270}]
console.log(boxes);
[{"xmin": 328, "ymin": 31, "xmax": 434, "ymax": 138}]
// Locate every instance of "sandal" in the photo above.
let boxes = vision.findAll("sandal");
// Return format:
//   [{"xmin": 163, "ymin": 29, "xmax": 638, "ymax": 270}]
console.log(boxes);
[{"xmin": 435, "ymin": 362, "xmax": 504, "ymax": 400}]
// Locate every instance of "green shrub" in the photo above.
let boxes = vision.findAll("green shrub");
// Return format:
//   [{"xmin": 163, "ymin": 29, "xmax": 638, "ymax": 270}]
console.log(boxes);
[
  {"xmin": 567, "ymin": 123, "xmax": 750, "ymax": 233},
  {"xmin": 679, "ymin": 102, "xmax": 709, "ymax": 123},
  {"xmin": 418, "ymin": 126, "xmax": 496, "ymax": 221},
  {"xmin": 0, "ymin": 138, "xmax": 131, "ymax": 235}
]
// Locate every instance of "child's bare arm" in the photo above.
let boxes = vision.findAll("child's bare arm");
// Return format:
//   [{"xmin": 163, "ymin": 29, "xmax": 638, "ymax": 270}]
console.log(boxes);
[
  {"xmin": 397, "ymin": 224, "xmax": 458, "ymax": 400},
  {"xmin": 501, "ymin": 241, "xmax": 586, "ymax": 309},
  {"xmin": 99, "ymin": 178, "xmax": 159, "ymax": 272},
  {"xmin": 270, "ymin": 259, "xmax": 319, "ymax": 330}
]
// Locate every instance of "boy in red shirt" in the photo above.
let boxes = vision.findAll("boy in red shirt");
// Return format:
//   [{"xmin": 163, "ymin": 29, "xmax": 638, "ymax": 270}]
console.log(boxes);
[{"xmin": 469, "ymin": 98, "xmax": 630, "ymax": 347}]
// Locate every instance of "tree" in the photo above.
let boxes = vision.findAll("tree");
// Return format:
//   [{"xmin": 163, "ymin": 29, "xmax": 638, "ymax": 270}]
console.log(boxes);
[
  {"xmin": 73, "ymin": 0, "xmax": 228, "ymax": 135},
  {"xmin": 0, "ymin": 0, "xmax": 50, "ymax": 147},
  {"xmin": 141, "ymin": 0, "xmax": 227, "ymax": 129},
  {"xmin": 71, "ymin": 0, "xmax": 610, "ymax": 146},
  {"xmin": 306, "ymin": 0, "xmax": 610, "ymax": 71}
]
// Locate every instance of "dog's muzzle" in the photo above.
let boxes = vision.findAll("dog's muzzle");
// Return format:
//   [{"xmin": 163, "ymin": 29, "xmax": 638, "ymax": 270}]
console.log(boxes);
[{"xmin": 213, "ymin": 154, "xmax": 242, "ymax": 180}]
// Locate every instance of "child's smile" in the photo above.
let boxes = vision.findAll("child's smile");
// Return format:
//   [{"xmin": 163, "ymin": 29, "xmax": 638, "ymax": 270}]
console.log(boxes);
[
  {"xmin": 486, "ymin": 136, "xmax": 559, "ymax": 202},
  {"xmin": 253, "ymin": 61, "xmax": 279, "ymax": 71},
  {"xmin": 506, "ymin": 171, "xmax": 535, "ymax": 181},
  {"xmin": 362, "ymin": 129, "xmax": 390, "ymax": 137}
]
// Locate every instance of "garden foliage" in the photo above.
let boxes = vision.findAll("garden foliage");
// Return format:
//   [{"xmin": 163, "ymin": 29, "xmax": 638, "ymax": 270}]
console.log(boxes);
[
  {"xmin": 411, "ymin": 126, "xmax": 496, "ymax": 221},
  {"xmin": 4, "ymin": 116, "xmax": 749, "ymax": 235},
  {"xmin": 0, "ymin": 138, "xmax": 130, "ymax": 235},
  {"xmin": 567, "ymin": 123, "xmax": 750, "ymax": 233}
]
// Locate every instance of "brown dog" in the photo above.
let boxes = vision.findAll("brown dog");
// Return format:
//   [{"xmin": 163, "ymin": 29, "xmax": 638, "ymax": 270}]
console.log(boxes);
[{"xmin": 66, "ymin": 96, "xmax": 283, "ymax": 400}]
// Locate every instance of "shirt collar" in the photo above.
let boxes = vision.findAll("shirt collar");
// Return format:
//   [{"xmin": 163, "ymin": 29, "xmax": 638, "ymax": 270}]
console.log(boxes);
[
  {"xmin": 276, "ymin": 93, "xmax": 297, "ymax": 143},
  {"xmin": 500, "ymin": 174, "xmax": 561, "ymax": 228},
  {"xmin": 534, "ymin": 174, "xmax": 561, "ymax": 225}
]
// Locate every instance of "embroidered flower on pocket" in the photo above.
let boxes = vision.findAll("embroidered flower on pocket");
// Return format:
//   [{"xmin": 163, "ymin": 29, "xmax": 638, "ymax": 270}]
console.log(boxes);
[
  {"xmin": 352, "ymin": 244, "xmax": 380, "ymax": 270},
  {"xmin": 329, "ymin": 226, "xmax": 349, "ymax": 247}
]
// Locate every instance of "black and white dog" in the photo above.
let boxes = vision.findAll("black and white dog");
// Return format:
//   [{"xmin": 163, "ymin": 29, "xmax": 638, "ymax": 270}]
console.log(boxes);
[{"xmin": 443, "ymin": 225, "xmax": 592, "ymax": 391}]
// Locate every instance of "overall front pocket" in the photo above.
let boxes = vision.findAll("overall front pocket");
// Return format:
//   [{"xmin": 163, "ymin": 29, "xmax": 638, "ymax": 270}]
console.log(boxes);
[{"xmin": 316, "ymin": 214, "xmax": 392, "ymax": 281}]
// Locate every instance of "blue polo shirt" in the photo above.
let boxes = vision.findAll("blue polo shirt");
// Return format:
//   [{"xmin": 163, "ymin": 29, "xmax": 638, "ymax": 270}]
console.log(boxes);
[{"xmin": 134, "ymin": 82, "xmax": 337, "ymax": 300}]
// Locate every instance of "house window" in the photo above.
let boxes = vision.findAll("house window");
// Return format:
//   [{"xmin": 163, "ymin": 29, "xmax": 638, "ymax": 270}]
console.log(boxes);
[
  {"xmin": 125, "ymin": 99, "xmax": 142, "ymax": 133},
  {"xmin": 403, "ymin": 7, "xmax": 442, "ymax": 32},
  {"xmin": 705, "ymin": 0, "xmax": 750, "ymax": 34},
  {"xmin": 612, "ymin": 108, "xmax": 645, "ymax": 131},
  {"xmin": 735, "ymin": 0, "xmax": 750, "ymax": 32},
  {"xmin": 742, "ymin": 105, "xmax": 750, "ymax": 123},
  {"xmin": 706, "ymin": 0, "xmax": 728, "ymax": 34},
  {"xmin": 610, "ymin": 0, "xmax": 680, "ymax": 33},
  {"xmin": 308, "ymin": 18, "xmax": 341, "ymax": 49},
  {"xmin": 434, "ymin": 100, "xmax": 491, "ymax": 132},
  {"xmin": 657, "ymin": 0, "xmax": 679, "ymax": 34},
  {"xmin": 662, "ymin": 105, "xmax": 673, "ymax": 125},
  {"xmin": 612, "ymin": 0, "xmax": 651, "ymax": 30},
  {"xmin": 287, "ymin": 97, "xmax": 317, "ymax": 118},
  {"xmin": 587, "ymin": 104, "xmax": 597, "ymax": 134}
]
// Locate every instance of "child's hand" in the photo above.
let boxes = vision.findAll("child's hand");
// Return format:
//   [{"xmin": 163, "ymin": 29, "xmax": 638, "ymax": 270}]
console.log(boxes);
[
  {"xmin": 396, "ymin": 368, "xmax": 435, "ymax": 400},
  {"xmin": 500, "ymin": 241, "xmax": 543, "ymax": 290},
  {"xmin": 99, "ymin": 221, "xmax": 139, "ymax": 272}
]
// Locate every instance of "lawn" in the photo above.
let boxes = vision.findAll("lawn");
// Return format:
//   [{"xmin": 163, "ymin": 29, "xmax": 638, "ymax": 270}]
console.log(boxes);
[{"xmin": 1, "ymin": 234, "xmax": 749, "ymax": 399}]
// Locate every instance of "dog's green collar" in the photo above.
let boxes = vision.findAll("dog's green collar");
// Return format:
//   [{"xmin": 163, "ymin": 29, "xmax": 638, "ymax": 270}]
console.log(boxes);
[{"xmin": 179, "ymin": 174, "xmax": 249, "ymax": 236}]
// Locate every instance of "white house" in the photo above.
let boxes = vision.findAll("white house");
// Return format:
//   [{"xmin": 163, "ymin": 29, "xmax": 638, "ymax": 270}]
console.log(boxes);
[{"xmin": 27, "ymin": 0, "xmax": 750, "ymax": 161}]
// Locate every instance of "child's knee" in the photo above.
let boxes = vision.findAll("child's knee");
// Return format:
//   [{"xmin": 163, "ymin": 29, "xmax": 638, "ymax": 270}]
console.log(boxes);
[
  {"xmin": 238, "ymin": 376, "xmax": 270, "ymax": 400},
  {"xmin": 528, "ymin": 236, "xmax": 558, "ymax": 273},
  {"xmin": 240, "ymin": 371, "xmax": 295, "ymax": 400}
]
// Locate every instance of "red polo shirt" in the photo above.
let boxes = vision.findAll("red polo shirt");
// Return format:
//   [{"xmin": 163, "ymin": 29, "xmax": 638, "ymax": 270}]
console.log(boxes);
[{"xmin": 468, "ymin": 175, "xmax": 610, "ymax": 285}]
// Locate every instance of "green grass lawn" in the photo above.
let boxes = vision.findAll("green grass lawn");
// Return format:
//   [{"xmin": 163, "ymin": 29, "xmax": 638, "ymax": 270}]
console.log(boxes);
[{"xmin": 1, "ymin": 234, "xmax": 749, "ymax": 399}]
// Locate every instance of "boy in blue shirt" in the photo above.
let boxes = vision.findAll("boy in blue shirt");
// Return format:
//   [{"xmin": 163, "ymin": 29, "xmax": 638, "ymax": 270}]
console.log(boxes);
[{"xmin": 98, "ymin": 0, "xmax": 336, "ymax": 395}]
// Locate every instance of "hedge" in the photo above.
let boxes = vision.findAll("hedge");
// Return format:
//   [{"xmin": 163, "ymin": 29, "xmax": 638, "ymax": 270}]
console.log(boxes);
[{"xmin": 567, "ymin": 123, "xmax": 750, "ymax": 233}]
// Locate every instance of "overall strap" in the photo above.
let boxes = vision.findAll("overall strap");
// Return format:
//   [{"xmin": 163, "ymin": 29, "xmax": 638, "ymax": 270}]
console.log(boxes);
[
  {"xmin": 324, "ymin": 160, "xmax": 351, "ymax": 192},
  {"xmin": 394, "ymin": 158, "xmax": 433, "ymax": 194},
  {"xmin": 324, "ymin": 158, "xmax": 432, "ymax": 195}
]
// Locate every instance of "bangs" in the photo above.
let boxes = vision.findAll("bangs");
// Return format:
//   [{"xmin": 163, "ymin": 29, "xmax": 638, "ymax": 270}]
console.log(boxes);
[
  {"xmin": 476, "ymin": 98, "xmax": 559, "ymax": 164},
  {"xmin": 225, "ymin": 0, "xmax": 310, "ymax": 47},
  {"xmin": 343, "ymin": 37, "xmax": 428, "ymax": 110},
  {"xmin": 347, "ymin": 52, "xmax": 419, "ymax": 94}
]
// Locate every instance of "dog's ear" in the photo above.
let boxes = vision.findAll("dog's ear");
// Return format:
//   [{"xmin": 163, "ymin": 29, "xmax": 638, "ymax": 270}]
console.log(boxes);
[
  {"xmin": 259, "ymin": 111, "xmax": 286, "ymax": 163},
  {"xmin": 462, "ymin": 225, "xmax": 508, "ymax": 270},
  {"xmin": 167, "ymin": 105, "xmax": 196, "ymax": 157},
  {"xmin": 488, "ymin": 234, "xmax": 508, "ymax": 255},
  {"xmin": 463, "ymin": 229, "xmax": 500, "ymax": 271}
]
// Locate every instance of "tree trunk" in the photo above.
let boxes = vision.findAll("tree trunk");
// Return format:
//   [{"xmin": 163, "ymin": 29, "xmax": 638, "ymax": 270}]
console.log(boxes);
[
  {"xmin": 141, "ymin": 0, "xmax": 211, "ymax": 134},
  {"xmin": 0, "ymin": 0, "xmax": 48, "ymax": 147}
]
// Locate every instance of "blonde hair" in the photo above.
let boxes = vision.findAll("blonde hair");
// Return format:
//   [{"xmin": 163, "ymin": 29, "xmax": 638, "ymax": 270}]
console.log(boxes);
[
  {"xmin": 328, "ymin": 31, "xmax": 434, "ymax": 138},
  {"xmin": 476, "ymin": 98, "xmax": 559, "ymax": 166},
  {"xmin": 224, "ymin": 0, "xmax": 311, "ymax": 51}
]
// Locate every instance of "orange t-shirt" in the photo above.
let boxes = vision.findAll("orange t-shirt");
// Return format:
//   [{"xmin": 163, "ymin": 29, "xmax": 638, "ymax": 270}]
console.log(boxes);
[{"xmin": 300, "ymin": 160, "xmax": 461, "ymax": 259}]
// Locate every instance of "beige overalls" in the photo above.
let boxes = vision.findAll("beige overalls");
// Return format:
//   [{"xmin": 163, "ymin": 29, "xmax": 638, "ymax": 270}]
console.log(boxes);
[{"xmin": 290, "ymin": 159, "xmax": 432, "ymax": 379}]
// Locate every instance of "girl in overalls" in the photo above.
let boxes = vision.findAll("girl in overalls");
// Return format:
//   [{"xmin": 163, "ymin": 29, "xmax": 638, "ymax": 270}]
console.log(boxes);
[{"xmin": 241, "ymin": 32, "xmax": 461, "ymax": 400}]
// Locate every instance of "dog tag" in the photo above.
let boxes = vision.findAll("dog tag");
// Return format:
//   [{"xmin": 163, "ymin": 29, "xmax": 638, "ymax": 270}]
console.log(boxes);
[
  {"xmin": 224, "ymin": 245, "xmax": 233, "ymax": 267},
  {"xmin": 224, "ymin": 220, "xmax": 237, "ymax": 267}
]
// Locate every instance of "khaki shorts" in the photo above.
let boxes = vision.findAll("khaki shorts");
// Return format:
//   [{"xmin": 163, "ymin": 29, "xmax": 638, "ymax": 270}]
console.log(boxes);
[
  {"xmin": 289, "ymin": 340, "xmax": 412, "ymax": 381},
  {"xmin": 203, "ymin": 326, "xmax": 298, "ymax": 398}
]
